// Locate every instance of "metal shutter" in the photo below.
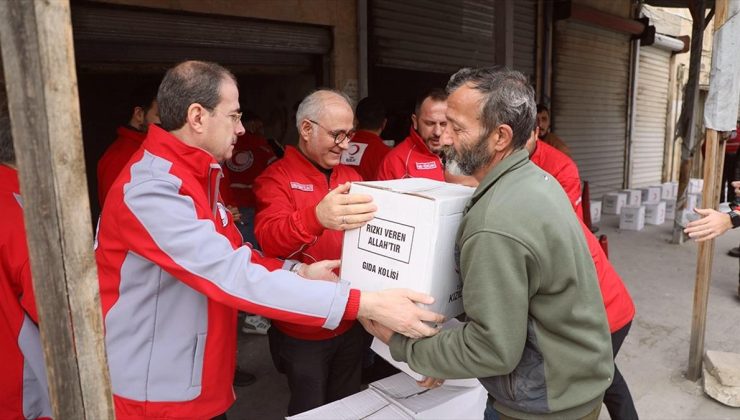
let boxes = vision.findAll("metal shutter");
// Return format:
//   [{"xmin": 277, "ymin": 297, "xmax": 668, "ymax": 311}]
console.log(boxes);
[
  {"xmin": 370, "ymin": 0, "xmax": 495, "ymax": 74},
  {"xmin": 553, "ymin": 21, "xmax": 630, "ymax": 198},
  {"xmin": 71, "ymin": 4, "xmax": 331, "ymax": 70},
  {"xmin": 513, "ymin": 0, "xmax": 537, "ymax": 81},
  {"xmin": 630, "ymin": 45, "xmax": 671, "ymax": 188}
]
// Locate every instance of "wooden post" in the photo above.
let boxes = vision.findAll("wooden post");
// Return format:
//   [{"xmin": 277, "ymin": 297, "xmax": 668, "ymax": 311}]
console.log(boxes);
[
  {"xmin": 686, "ymin": 0, "xmax": 729, "ymax": 382},
  {"xmin": 0, "ymin": 1, "xmax": 114, "ymax": 418}
]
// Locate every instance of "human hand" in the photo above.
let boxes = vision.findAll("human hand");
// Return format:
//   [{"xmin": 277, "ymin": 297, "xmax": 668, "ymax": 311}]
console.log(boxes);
[
  {"xmin": 298, "ymin": 260, "xmax": 340, "ymax": 282},
  {"xmin": 417, "ymin": 377, "xmax": 445, "ymax": 389},
  {"xmin": 227, "ymin": 205, "xmax": 242, "ymax": 223},
  {"xmin": 315, "ymin": 182, "xmax": 376, "ymax": 231},
  {"xmin": 358, "ymin": 317, "xmax": 394, "ymax": 343},
  {"xmin": 357, "ymin": 289, "xmax": 445, "ymax": 339},
  {"xmin": 732, "ymin": 181, "xmax": 740, "ymax": 197},
  {"xmin": 684, "ymin": 208, "xmax": 732, "ymax": 241}
]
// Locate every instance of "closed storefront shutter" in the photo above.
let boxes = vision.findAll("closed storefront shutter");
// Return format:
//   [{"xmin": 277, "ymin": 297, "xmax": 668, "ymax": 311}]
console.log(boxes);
[
  {"xmin": 553, "ymin": 21, "xmax": 630, "ymax": 198},
  {"xmin": 631, "ymin": 45, "xmax": 671, "ymax": 188},
  {"xmin": 513, "ymin": 0, "xmax": 537, "ymax": 81},
  {"xmin": 370, "ymin": 0, "xmax": 495, "ymax": 74}
]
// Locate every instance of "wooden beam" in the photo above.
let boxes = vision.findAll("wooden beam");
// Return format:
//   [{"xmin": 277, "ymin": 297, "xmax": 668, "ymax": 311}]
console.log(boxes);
[
  {"xmin": 686, "ymin": 0, "xmax": 729, "ymax": 382},
  {"xmin": 0, "ymin": 1, "xmax": 114, "ymax": 418}
]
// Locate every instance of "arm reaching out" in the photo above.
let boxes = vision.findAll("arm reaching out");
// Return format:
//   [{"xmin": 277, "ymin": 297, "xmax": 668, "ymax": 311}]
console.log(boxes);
[{"xmin": 684, "ymin": 208, "xmax": 733, "ymax": 241}]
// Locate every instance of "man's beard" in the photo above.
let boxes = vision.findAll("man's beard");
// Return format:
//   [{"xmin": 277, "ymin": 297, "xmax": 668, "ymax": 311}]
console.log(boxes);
[{"xmin": 443, "ymin": 133, "xmax": 492, "ymax": 176}]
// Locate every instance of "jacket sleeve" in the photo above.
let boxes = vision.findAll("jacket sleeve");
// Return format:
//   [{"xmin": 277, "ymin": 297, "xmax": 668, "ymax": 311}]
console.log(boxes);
[
  {"xmin": 557, "ymin": 169, "xmax": 584, "ymax": 221},
  {"xmin": 389, "ymin": 231, "xmax": 532, "ymax": 379},
  {"xmin": 253, "ymin": 168, "xmax": 326, "ymax": 259},
  {"xmin": 18, "ymin": 260, "xmax": 40, "ymax": 324},
  {"xmin": 119, "ymin": 177, "xmax": 359, "ymax": 329},
  {"xmin": 376, "ymin": 152, "xmax": 404, "ymax": 181}
]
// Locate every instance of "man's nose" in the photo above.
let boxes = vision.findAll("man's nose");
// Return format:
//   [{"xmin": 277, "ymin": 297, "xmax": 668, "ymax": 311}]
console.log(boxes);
[
  {"xmin": 440, "ymin": 125, "xmax": 453, "ymax": 146},
  {"xmin": 236, "ymin": 120, "xmax": 246, "ymax": 136}
]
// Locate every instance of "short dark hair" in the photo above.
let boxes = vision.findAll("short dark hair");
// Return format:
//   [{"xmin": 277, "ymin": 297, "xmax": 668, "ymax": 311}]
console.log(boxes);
[
  {"xmin": 0, "ymin": 93, "xmax": 14, "ymax": 164},
  {"xmin": 355, "ymin": 97, "xmax": 386, "ymax": 130},
  {"xmin": 157, "ymin": 61, "xmax": 237, "ymax": 131},
  {"xmin": 536, "ymin": 104, "xmax": 549, "ymax": 114},
  {"xmin": 129, "ymin": 80, "xmax": 159, "ymax": 113},
  {"xmin": 414, "ymin": 88, "xmax": 447, "ymax": 116},
  {"xmin": 446, "ymin": 67, "xmax": 536, "ymax": 150}
]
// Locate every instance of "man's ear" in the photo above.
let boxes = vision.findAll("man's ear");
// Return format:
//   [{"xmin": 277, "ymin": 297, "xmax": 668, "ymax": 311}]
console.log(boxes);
[
  {"xmin": 187, "ymin": 104, "xmax": 206, "ymax": 134},
  {"xmin": 411, "ymin": 114, "xmax": 418, "ymax": 131},
  {"xmin": 131, "ymin": 106, "xmax": 145, "ymax": 128},
  {"xmin": 492, "ymin": 124, "xmax": 514, "ymax": 152},
  {"xmin": 298, "ymin": 119, "xmax": 313, "ymax": 143}
]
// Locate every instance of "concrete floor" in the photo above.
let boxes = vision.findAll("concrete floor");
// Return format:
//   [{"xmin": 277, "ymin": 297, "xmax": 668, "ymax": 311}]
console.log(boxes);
[{"xmin": 228, "ymin": 213, "xmax": 740, "ymax": 420}]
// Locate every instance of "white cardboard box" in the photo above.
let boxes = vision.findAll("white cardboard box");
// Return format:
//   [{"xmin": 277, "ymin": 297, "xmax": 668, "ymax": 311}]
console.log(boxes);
[
  {"xmin": 661, "ymin": 182, "xmax": 674, "ymax": 200},
  {"xmin": 590, "ymin": 200, "xmax": 602, "ymax": 224},
  {"xmin": 672, "ymin": 182, "xmax": 679, "ymax": 198},
  {"xmin": 689, "ymin": 178, "xmax": 703, "ymax": 194},
  {"xmin": 645, "ymin": 201, "xmax": 666, "ymax": 225},
  {"xmin": 641, "ymin": 187, "xmax": 662, "ymax": 204},
  {"xmin": 664, "ymin": 200, "xmax": 676, "ymax": 220},
  {"xmin": 603, "ymin": 193, "xmax": 627, "ymax": 215},
  {"xmin": 620, "ymin": 205, "xmax": 645, "ymax": 231},
  {"xmin": 686, "ymin": 193, "xmax": 699, "ymax": 210},
  {"xmin": 342, "ymin": 179, "xmax": 474, "ymax": 319},
  {"xmin": 621, "ymin": 189, "xmax": 642, "ymax": 206}
]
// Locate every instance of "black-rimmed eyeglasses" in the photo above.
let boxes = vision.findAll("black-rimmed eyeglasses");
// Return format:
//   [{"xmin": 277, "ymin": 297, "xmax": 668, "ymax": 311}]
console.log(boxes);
[{"xmin": 308, "ymin": 119, "xmax": 356, "ymax": 145}]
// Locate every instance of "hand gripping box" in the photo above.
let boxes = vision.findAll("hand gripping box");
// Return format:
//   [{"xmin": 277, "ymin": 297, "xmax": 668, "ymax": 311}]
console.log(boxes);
[{"xmin": 341, "ymin": 179, "xmax": 475, "ymax": 319}]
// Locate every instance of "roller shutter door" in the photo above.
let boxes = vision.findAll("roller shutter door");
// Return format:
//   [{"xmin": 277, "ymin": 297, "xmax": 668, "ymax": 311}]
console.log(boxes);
[
  {"xmin": 513, "ymin": 0, "xmax": 537, "ymax": 81},
  {"xmin": 630, "ymin": 45, "xmax": 671, "ymax": 188},
  {"xmin": 553, "ymin": 21, "xmax": 630, "ymax": 198}
]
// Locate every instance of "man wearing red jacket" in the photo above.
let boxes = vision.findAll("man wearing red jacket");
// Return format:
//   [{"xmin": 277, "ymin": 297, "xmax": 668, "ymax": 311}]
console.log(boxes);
[
  {"xmin": 340, "ymin": 97, "xmax": 390, "ymax": 181},
  {"xmin": 376, "ymin": 89, "xmax": 447, "ymax": 181},
  {"xmin": 0, "ymin": 104, "xmax": 52, "ymax": 420},
  {"xmin": 526, "ymin": 134, "xmax": 584, "ymax": 220},
  {"xmin": 96, "ymin": 61, "xmax": 444, "ymax": 420},
  {"xmin": 254, "ymin": 89, "xmax": 377, "ymax": 415},
  {"xmin": 526, "ymin": 132, "xmax": 637, "ymax": 420},
  {"xmin": 97, "ymin": 82, "xmax": 160, "ymax": 207}
]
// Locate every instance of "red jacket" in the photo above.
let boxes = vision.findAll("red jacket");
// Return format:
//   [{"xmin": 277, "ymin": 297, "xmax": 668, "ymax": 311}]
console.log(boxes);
[
  {"xmin": 0, "ymin": 165, "xmax": 52, "ymax": 420},
  {"xmin": 340, "ymin": 130, "xmax": 390, "ymax": 181},
  {"xmin": 580, "ymin": 220, "xmax": 635, "ymax": 333},
  {"xmin": 97, "ymin": 126, "xmax": 146, "ymax": 207},
  {"xmin": 376, "ymin": 128, "xmax": 444, "ymax": 181},
  {"xmin": 222, "ymin": 132, "xmax": 278, "ymax": 208},
  {"xmin": 530, "ymin": 140, "xmax": 584, "ymax": 220},
  {"xmin": 96, "ymin": 126, "xmax": 360, "ymax": 419},
  {"xmin": 254, "ymin": 146, "xmax": 362, "ymax": 340}
]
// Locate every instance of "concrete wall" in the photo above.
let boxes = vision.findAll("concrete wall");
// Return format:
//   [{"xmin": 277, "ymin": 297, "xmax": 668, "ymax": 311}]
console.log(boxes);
[{"xmin": 88, "ymin": 0, "xmax": 359, "ymax": 97}]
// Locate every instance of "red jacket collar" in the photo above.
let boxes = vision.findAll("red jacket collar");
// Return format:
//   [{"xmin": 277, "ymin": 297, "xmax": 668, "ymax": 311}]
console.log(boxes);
[
  {"xmin": 407, "ymin": 127, "xmax": 437, "ymax": 158},
  {"xmin": 142, "ymin": 125, "xmax": 220, "ymax": 182},
  {"xmin": 117, "ymin": 125, "xmax": 147, "ymax": 144},
  {"xmin": 353, "ymin": 130, "xmax": 383, "ymax": 145},
  {"xmin": 283, "ymin": 145, "xmax": 335, "ymax": 178}
]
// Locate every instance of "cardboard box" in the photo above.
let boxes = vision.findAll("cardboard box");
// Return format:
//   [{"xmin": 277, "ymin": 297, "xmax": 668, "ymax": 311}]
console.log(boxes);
[
  {"xmin": 672, "ymin": 182, "xmax": 679, "ymax": 198},
  {"xmin": 686, "ymin": 193, "xmax": 699, "ymax": 210},
  {"xmin": 603, "ymin": 193, "xmax": 627, "ymax": 215},
  {"xmin": 689, "ymin": 178, "xmax": 703, "ymax": 194},
  {"xmin": 342, "ymin": 179, "xmax": 474, "ymax": 319},
  {"xmin": 645, "ymin": 201, "xmax": 666, "ymax": 225},
  {"xmin": 677, "ymin": 209, "xmax": 701, "ymax": 227},
  {"xmin": 619, "ymin": 205, "xmax": 645, "ymax": 231},
  {"xmin": 664, "ymin": 200, "xmax": 676, "ymax": 220},
  {"xmin": 640, "ymin": 186, "xmax": 662, "ymax": 204},
  {"xmin": 590, "ymin": 200, "xmax": 602, "ymax": 224},
  {"xmin": 661, "ymin": 182, "xmax": 674, "ymax": 200},
  {"xmin": 621, "ymin": 189, "xmax": 642, "ymax": 206}
]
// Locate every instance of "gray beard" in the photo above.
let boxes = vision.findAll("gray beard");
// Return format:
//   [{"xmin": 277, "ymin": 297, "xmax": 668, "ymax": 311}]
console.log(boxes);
[{"xmin": 442, "ymin": 133, "xmax": 492, "ymax": 176}]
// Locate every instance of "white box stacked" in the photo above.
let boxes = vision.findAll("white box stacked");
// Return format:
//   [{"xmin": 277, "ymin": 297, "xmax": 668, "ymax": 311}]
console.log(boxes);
[
  {"xmin": 342, "ymin": 179, "xmax": 474, "ymax": 319},
  {"xmin": 603, "ymin": 193, "xmax": 627, "ymax": 215},
  {"xmin": 620, "ymin": 205, "xmax": 645, "ymax": 231},
  {"xmin": 661, "ymin": 182, "xmax": 676, "ymax": 200},
  {"xmin": 621, "ymin": 189, "xmax": 642, "ymax": 206},
  {"xmin": 288, "ymin": 372, "xmax": 487, "ymax": 420},
  {"xmin": 641, "ymin": 186, "xmax": 662, "ymax": 204},
  {"xmin": 590, "ymin": 200, "xmax": 602, "ymax": 224},
  {"xmin": 686, "ymin": 193, "xmax": 700, "ymax": 210},
  {"xmin": 645, "ymin": 201, "xmax": 666, "ymax": 225},
  {"xmin": 672, "ymin": 182, "xmax": 679, "ymax": 198},
  {"xmin": 663, "ymin": 200, "xmax": 676, "ymax": 220},
  {"xmin": 688, "ymin": 178, "xmax": 703, "ymax": 194}
]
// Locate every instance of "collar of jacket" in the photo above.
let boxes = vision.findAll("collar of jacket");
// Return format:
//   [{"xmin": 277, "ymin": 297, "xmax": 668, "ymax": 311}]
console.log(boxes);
[
  {"xmin": 117, "ymin": 125, "xmax": 146, "ymax": 144},
  {"xmin": 468, "ymin": 148, "xmax": 530, "ymax": 210},
  {"xmin": 142, "ymin": 125, "xmax": 224, "ymax": 215},
  {"xmin": 283, "ymin": 145, "xmax": 337, "ymax": 179},
  {"xmin": 353, "ymin": 130, "xmax": 383, "ymax": 144},
  {"xmin": 407, "ymin": 127, "xmax": 439, "ymax": 159}
]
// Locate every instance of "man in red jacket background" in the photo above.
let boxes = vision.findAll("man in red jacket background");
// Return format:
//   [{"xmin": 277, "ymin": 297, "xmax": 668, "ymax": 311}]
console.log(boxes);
[
  {"xmin": 341, "ymin": 96, "xmax": 390, "ymax": 181},
  {"xmin": 254, "ymin": 89, "xmax": 377, "ymax": 415},
  {"xmin": 377, "ymin": 89, "xmax": 447, "ymax": 181},
  {"xmin": 0, "ymin": 97, "xmax": 52, "ymax": 420},
  {"xmin": 96, "ymin": 82, "xmax": 160, "ymax": 207}
]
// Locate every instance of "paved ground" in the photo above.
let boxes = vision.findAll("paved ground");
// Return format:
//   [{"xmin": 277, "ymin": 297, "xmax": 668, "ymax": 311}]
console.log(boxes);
[{"xmin": 228, "ymin": 213, "xmax": 740, "ymax": 420}]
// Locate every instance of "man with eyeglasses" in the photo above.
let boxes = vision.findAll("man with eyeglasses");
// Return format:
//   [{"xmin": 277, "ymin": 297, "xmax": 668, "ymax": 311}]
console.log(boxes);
[
  {"xmin": 253, "ymin": 89, "xmax": 379, "ymax": 416},
  {"xmin": 95, "ymin": 62, "xmax": 444, "ymax": 420},
  {"xmin": 376, "ymin": 88, "xmax": 447, "ymax": 181}
]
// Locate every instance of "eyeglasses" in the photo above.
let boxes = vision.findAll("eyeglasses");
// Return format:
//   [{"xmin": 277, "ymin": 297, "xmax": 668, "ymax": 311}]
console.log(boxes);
[
  {"xmin": 213, "ymin": 110, "xmax": 242, "ymax": 125},
  {"xmin": 308, "ymin": 119, "xmax": 356, "ymax": 145}
]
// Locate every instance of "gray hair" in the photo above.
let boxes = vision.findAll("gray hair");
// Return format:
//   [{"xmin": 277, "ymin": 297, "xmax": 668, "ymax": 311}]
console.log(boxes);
[
  {"xmin": 295, "ymin": 89, "xmax": 353, "ymax": 131},
  {"xmin": 0, "ymin": 92, "xmax": 14, "ymax": 164},
  {"xmin": 446, "ymin": 67, "xmax": 536, "ymax": 150}
]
